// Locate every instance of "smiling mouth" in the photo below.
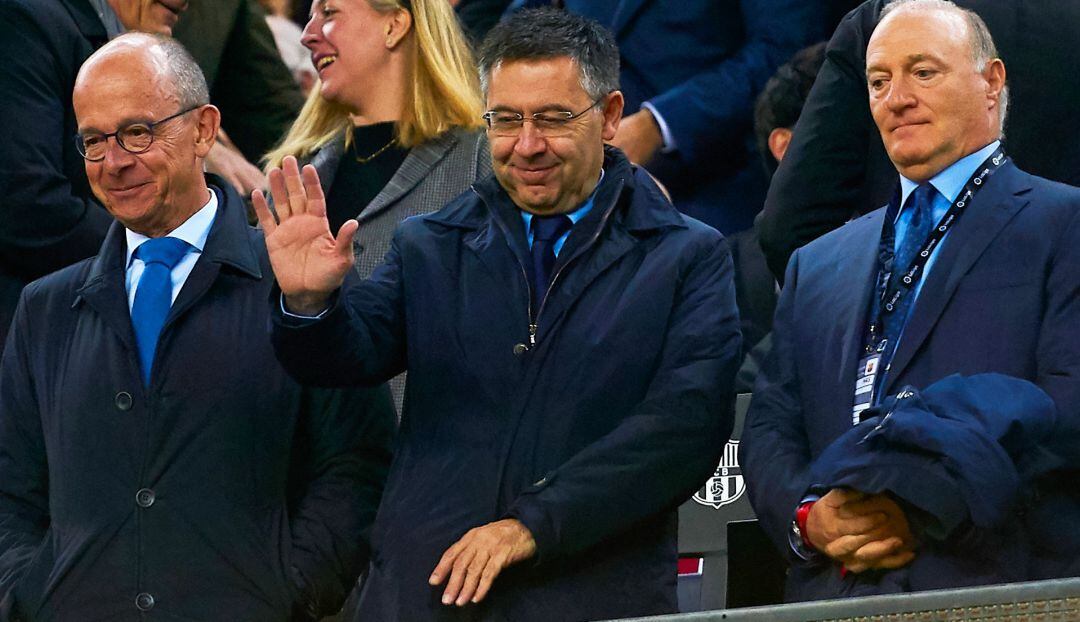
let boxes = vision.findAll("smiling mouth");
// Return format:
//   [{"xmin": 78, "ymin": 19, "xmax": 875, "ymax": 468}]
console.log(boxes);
[{"xmin": 316, "ymin": 55, "xmax": 337, "ymax": 71}]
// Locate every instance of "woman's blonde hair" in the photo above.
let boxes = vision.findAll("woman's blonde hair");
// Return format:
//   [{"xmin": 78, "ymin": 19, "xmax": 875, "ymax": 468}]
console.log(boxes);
[{"xmin": 264, "ymin": 0, "xmax": 484, "ymax": 169}]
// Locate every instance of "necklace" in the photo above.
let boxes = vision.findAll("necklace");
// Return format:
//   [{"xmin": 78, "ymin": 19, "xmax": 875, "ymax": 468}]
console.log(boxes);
[{"xmin": 354, "ymin": 136, "xmax": 398, "ymax": 164}]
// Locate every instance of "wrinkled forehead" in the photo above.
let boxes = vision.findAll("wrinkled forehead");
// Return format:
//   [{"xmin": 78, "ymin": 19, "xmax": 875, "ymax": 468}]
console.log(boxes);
[{"xmin": 868, "ymin": 7, "xmax": 971, "ymax": 59}]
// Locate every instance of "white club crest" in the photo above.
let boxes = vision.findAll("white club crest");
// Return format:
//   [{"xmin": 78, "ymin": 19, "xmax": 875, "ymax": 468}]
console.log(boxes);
[{"xmin": 692, "ymin": 440, "xmax": 746, "ymax": 509}]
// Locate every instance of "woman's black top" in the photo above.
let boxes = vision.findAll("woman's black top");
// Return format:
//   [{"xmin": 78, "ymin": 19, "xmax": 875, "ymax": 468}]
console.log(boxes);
[{"xmin": 326, "ymin": 121, "xmax": 410, "ymax": 232}]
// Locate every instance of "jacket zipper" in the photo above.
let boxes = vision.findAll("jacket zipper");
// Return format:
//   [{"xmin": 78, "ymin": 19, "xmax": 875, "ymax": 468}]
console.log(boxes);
[{"xmin": 473, "ymin": 180, "xmax": 623, "ymax": 352}]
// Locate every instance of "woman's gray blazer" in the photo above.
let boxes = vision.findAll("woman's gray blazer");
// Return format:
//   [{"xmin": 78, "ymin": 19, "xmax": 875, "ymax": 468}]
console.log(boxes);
[{"xmin": 306, "ymin": 127, "xmax": 491, "ymax": 279}]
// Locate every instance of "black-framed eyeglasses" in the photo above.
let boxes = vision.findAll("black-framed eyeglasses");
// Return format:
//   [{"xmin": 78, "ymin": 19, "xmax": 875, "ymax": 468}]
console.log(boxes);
[
  {"xmin": 75, "ymin": 104, "xmax": 203, "ymax": 162},
  {"xmin": 482, "ymin": 92, "xmax": 611, "ymax": 137}
]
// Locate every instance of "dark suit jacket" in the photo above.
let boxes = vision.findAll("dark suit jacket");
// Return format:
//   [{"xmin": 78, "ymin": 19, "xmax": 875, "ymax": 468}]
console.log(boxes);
[
  {"xmin": 742, "ymin": 161, "xmax": 1080, "ymax": 600},
  {"xmin": 759, "ymin": 0, "xmax": 1080, "ymax": 282},
  {"xmin": 509, "ymin": 0, "xmax": 832, "ymax": 234},
  {"xmin": 0, "ymin": 0, "xmax": 113, "ymax": 350},
  {"xmin": 173, "ymin": 0, "xmax": 304, "ymax": 162},
  {"xmin": 0, "ymin": 179, "xmax": 394, "ymax": 621}
]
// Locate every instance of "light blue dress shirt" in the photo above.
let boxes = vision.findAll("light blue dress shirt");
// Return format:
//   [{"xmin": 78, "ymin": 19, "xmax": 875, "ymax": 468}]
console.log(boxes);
[
  {"xmin": 520, "ymin": 169, "xmax": 603, "ymax": 256},
  {"xmin": 125, "ymin": 190, "xmax": 218, "ymax": 312}
]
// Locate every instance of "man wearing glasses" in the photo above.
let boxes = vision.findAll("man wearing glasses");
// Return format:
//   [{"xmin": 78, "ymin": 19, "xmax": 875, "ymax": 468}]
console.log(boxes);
[
  {"xmin": 0, "ymin": 33, "xmax": 394, "ymax": 621},
  {"xmin": 256, "ymin": 8, "xmax": 740, "ymax": 621}
]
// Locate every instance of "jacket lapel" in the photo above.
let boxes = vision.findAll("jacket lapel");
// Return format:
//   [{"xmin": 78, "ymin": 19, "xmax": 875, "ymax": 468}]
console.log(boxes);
[
  {"xmin": 823, "ymin": 211, "xmax": 886, "ymax": 420},
  {"xmin": 357, "ymin": 132, "xmax": 458, "ymax": 222},
  {"xmin": 165, "ymin": 181, "xmax": 263, "ymax": 328},
  {"xmin": 60, "ymin": 0, "xmax": 109, "ymax": 47},
  {"xmin": 74, "ymin": 223, "xmax": 137, "ymax": 352},
  {"xmin": 885, "ymin": 163, "xmax": 1031, "ymax": 391},
  {"xmin": 308, "ymin": 133, "xmax": 347, "ymax": 197}
]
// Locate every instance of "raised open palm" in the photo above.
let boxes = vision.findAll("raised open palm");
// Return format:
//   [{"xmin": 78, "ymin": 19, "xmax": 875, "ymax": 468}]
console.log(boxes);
[{"xmin": 252, "ymin": 156, "xmax": 359, "ymax": 315}]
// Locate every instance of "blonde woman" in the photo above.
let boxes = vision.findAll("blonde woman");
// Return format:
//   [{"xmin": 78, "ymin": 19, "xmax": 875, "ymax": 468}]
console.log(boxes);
[{"xmin": 265, "ymin": 0, "xmax": 488, "ymax": 280}]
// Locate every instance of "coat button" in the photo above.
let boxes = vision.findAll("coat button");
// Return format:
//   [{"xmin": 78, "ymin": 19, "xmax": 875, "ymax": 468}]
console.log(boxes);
[
  {"xmin": 135, "ymin": 488, "xmax": 155, "ymax": 508},
  {"xmin": 114, "ymin": 392, "xmax": 133, "ymax": 411},
  {"xmin": 135, "ymin": 592, "xmax": 154, "ymax": 611},
  {"xmin": 513, "ymin": 343, "xmax": 528, "ymax": 356}
]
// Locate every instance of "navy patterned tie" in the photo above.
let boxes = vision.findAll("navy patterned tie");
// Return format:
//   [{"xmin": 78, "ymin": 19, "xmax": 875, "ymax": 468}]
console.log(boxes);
[
  {"xmin": 894, "ymin": 183, "xmax": 936, "ymax": 275},
  {"xmin": 131, "ymin": 237, "xmax": 191, "ymax": 385},
  {"xmin": 883, "ymin": 183, "xmax": 936, "ymax": 349},
  {"xmin": 530, "ymin": 214, "xmax": 573, "ymax": 300}
]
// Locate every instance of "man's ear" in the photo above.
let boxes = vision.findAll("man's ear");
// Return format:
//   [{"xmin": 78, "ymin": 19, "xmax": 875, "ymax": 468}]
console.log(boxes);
[
  {"xmin": 193, "ymin": 104, "xmax": 221, "ymax": 157},
  {"xmin": 768, "ymin": 127, "xmax": 793, "ymax": 163},
  {"xmin": 385, "ymin": 7, "xmax": 413, "ymax": 49},
  {"xmin": 600, "ymin": 90, "xmax": 625, "ymax": 141},
  {"xmin": 984, "ymin": 58, "xmax": 1006, "ymax": 111}
]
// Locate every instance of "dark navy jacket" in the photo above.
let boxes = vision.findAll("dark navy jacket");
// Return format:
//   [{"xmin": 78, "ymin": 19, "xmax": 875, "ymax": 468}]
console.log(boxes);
[
  {"xmin": 741, "ymin": 161, "xmax": 1080, "ymax": 601},
  {"xmin": 272, "ymin": 149, "xmax": 741, "ymax": 621},
  {"xmin": 0, "ymin": 0, "xmax": 113, "ymax": 350},
  {"xmin": 0, "ymin": 179, "xmax": 394, "ymax": 621}
]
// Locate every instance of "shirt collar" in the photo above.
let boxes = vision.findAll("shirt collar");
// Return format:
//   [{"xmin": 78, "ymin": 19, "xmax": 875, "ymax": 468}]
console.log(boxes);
[
  {"xmin": 899, "ymin": 140, "xmax": 1002, "ymax": 209},
  {"xmin": 126, "ymin": 190, "xmax": 218, "ymax": 266},
  {"xmin": 86, "ymin": 0, "xmax": 126, "ymax": 38},
  {"xmin": 521, "ymin": 169, "xmax": 604, "ymax": 230}
]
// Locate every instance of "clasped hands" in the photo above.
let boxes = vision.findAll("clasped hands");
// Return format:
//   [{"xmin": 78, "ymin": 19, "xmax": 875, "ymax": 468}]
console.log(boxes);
[{"xmin": 805, "ymin": 489, "xmax": 916, "ymax": 573}]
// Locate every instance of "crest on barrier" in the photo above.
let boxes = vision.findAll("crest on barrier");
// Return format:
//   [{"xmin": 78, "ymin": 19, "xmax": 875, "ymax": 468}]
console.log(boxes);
[{"xmin": 692, "ymin": 440, "xmax": 745, "ymax": 509}]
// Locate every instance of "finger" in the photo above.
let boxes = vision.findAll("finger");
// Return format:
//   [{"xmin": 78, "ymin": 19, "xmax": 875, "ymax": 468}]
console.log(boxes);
[
  {"xmin": 825, "ymin": 532, "xmax": 881, "ymax": 559},
  {"xmin": 251, "ymin": 189, "xmax": 277, "ymax": 235},
  {"xmin": 836, "ymin": 511, "xmax": 887, "ymax": 533},
  {"xmin": 442, "ymin": 547, "xmax": 477, "ymax": 605},
  {"xmin": 830, "ymin": 489, "xmax": 866, "ymax": 505},
  {"xmin": 455, "ymin": 550, "xmax": 490, "ymax": 606},
  {"xmin": 282, "ymin": 156, "xmax": 308, "ymax": 216},
  {"xmin": 868, "ymin": 549, "xmax": 916, "ymax": 570},
  {"xmin": 268, "ymin": 168, "xmax": 290, "ymax": 220},
  {"xmin": 844, "ymin": 561, "xmax": 869, "ymax": 574},
  {"xmin": 851, "ymin": 537, "xmax": 904, "ymax": 564},
  {"xmin": 301, "ymin": 164, "xmax": 327, "ymax": 218},
  {"xmin": 429, "ymin": 542, "xmax": 463, "ymax": 586},
  {"xmin": 335, "ymin": 219, "xmax": 359, "ymax": 261},
  {"xmin": 473, "ymin": 550, "xmax": 509, "ymax": 604}
]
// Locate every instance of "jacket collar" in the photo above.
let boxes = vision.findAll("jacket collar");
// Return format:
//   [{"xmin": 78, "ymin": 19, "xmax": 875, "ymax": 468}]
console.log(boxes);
[
  {"xmin": 428, "ymin": 145, "xmax": 686, "ymax": 234},
  {"xmin": 76, "ymin": 174, "xmax": 261, "ymax": 300}
]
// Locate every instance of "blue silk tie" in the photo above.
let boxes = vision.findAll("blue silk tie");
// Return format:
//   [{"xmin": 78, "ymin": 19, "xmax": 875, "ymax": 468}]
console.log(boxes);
[
  {"xmin": 530, "ymin": 214, "xmax": 573, "ymax": 301},
  {"xmin": 883, "ymin": 182, "xmax": 936, "ymax": 349},
  {"xmin": 131, "ymin": 237, "xmax": 191, "ymax": 385}
]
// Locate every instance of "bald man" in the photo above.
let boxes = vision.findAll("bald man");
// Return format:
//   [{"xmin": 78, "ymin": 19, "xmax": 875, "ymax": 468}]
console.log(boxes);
[
  {"xmin": 742, "ymin": 0, "xmax": 1080, "ymax": 601},
  {"xmin": 0, "ymin": 33, "xmax": 393, "ymax": 621}
]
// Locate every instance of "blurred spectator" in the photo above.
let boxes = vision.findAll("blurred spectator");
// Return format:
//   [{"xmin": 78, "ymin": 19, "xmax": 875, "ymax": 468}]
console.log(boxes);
[
  {"xmin": 173, "ymin": 0, "xmax": 305, "ymax": 199},
  {"xmin": 264, "ymin": 0, "xmax": 488, "ymax": 415},
  {"xmin": 258, "ymin": 0, "xmax": 317, "ymax": 96},
  {"xmin": 731, "ymin": 42, "xmax": 827, "ymax": 392},
  {"xmin": 452, "ymin": 0, "xmax": 513, "ymax": 45},
  {"xmin": 507, "ymin": 0, "xmax": 834, "ymax": 234},
  {"xmin": 0, "ymin": 0, "xmax": 189, "ymax": 350},
  {"xmin": 759, "ymin": 0, "xmax": 1080, "ymax": 282}
]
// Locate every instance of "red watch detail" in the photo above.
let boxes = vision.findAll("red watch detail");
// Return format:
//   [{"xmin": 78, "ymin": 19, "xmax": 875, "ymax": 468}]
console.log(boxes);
[{"xmin": 796, "ymin": 500, "xmax": 816, "ymax": 550}]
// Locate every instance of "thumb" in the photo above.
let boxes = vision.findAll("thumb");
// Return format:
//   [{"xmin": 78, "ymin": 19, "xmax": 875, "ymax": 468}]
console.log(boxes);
[{"xmin": 335, "ymin": 219, "xmax": 359, "ymax": 260}]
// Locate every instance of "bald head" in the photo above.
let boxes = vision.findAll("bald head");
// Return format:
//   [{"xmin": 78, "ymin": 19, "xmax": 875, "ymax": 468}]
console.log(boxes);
[
  {"xmin": 73, "ymin": 33, "xmax": 220, "ymax": 238},
  {"xmin": 76, "ymin": 33, "xmax": 208, "ymax": 112}
]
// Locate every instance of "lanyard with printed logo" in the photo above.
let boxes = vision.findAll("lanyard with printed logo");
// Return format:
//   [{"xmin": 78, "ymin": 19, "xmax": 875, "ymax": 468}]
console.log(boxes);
[{"xmin": 852, "ymin": 148, "xmax": 1008, "ymax": 424}]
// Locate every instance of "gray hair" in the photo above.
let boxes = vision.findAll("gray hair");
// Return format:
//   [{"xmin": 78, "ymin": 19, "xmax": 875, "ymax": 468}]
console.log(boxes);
[
  {"xmin": 477, "ymin": 8, "xmax": 620, "ymax": 101},
  {"xmin": 879, "ymin": 0, "xmax": 1009, "ymax": 135},
  {"xmin": 102, "ymin": 33, "xmax": 210, "ymax": 110}
]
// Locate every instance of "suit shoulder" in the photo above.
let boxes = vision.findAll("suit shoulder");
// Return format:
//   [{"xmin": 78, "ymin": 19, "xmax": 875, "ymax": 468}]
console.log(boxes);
[
  {"xmin": 800, "ymin": 207, "xmax": 885, "ymax": 259},
  {"xmin": 20, "ymin": 257, "xmax": 96, "ymax": 308}
]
